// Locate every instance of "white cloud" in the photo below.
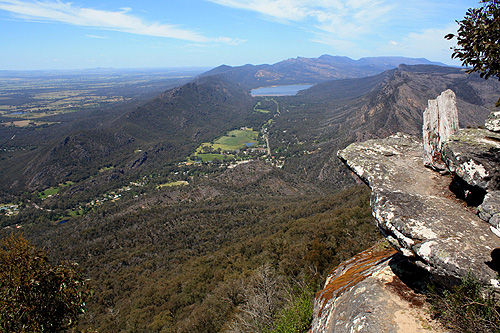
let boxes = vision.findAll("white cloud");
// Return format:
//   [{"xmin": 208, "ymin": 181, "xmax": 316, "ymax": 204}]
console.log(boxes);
[
  {"xmin": 0, "ymin": 0, "xmax": 241, "ymax": 44},
  {"xmin": 86, "ymin": 34, "xmax": 109, "ymax": 39},
  {"xmin": 207, "ymin": 0, "xmax": 394, "ymax": 38},
  {"xmin": 380, "ymin": 23, "xmax": 460, "ymax": 64}
]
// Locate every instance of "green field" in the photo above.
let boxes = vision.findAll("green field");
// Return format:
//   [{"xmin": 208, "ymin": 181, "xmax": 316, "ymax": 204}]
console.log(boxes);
[
  {"xmin": 189, "ymin": 128, "xmax": 261, "ymax": 163},
  {"xmin": 207, "ymin": 129, "xmax": 260, "ymax": 151},
  {"xmin": 38, "ymin": 187, "xmax": 59, "ymax": 199},
  {"xmin": 38, "ymin": 181, "xmax": 74, "ymax": 199},
  {"xmin": 157, "ymin": 181, "xmax": 189, "ymax": 188},
  {"xmin": 253, "ymin": 98, "xmax": 278, "ymax": 114}
]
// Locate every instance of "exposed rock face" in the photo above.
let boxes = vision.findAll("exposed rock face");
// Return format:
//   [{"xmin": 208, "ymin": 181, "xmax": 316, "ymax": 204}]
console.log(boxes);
[
  {"xmin": 441, "ymin": 129, "xmax": 500, "ymax": 192},
  {"xmin": 320, "ymin": 92, "xmax": 500, "ymax": 332},
  {"xmin": 478, "ymin": 191, "xmax": 500, "ymax": 227},
  {"xmin": 338, "ymin": 133, "xmax": 500, "ymax": 287},
  {"xmin": 486, "ymin": 110, "xmax": 500, "ymax": 132},
  {"xmin": 312, "ymin": 241, "xmax": 442, "ymax": 333},
  {"xmin": 422, "ymin": 89, "xmax": 459, "ymax": 170}
]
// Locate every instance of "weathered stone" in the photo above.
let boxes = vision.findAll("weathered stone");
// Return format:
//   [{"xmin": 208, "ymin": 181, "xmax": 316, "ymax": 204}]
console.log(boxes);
[
  {"xmin": 338, "ymin": 133, "xmax": 500, "ymax": 287},
  {"xmin": 491, "ymin": 214, "xmax": 500, "ymax": 229},
  {"xmin": 441, "ymin": 129, "xmax": 500, "ymax": 191},
  {"xmin": 486, "ymin": 110, "xmax": 500, "ymax": 132},
  {"xmin": 312, "ymin": 241, "xmax": 442, "ymax": 333},
  {"xmin": 478, "ymin": 191, "xmax": 500, "ymax": 224},
  {"xmin": 423, "ymin": 89, "xmax": 459, "ymax": 170}
]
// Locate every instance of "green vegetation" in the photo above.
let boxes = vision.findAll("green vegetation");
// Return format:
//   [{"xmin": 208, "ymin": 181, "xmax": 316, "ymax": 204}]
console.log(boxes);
[
  {"xmin": 209, "ymin": 128, "xmax": 260, "ymax": 151},
  {"xmin": 38, "ymin": 181, "xmax": 74, "ymax": 199},
  {"xmin": 158, "ymin": 180, "xmax": 189, "ymax": 188},
  {"xmin": 446, "ymin": 0, "xmax": 500, "ymax": 106},
  {"xmin": 38, "ymin": 186, "xmax": 59, "ymax": 199},
  {"xmin": 16, "ymin": 184, "xmax": 378, "ymax": 332},
  {"xmin": 0, "ymin": 233, "xmax": 88, "ymax": 332},
  {"xmin": 264, "ymin": 286, "xmax": 314, "ymax": 333},
  {"xmin": 99, "ymin": 166, "xmax": 115, "ymax": 172},
  {"xmin": 429, "ymin": 273, "xmax": 500, "ymax": 332},
  {"xmin": 189, "ymin": 128, "xmax": 263, "ymax": 162},
  {"xmin": 195, "ymin": 153, "xmax": 234, "ymax": 162},
  {"xmin": 254, "ymin": 98, "xmax": 279, "ymax": 113}
]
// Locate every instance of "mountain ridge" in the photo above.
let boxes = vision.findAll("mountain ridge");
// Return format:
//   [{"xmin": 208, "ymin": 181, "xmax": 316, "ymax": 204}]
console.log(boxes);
[{"xmin": 199, "ymin": 54, "xmax": 446, "ymax": 89}]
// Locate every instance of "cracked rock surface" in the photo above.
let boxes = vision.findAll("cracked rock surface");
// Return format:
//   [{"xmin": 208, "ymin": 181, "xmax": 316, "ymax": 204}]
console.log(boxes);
[{"xmin": 338, "ymin": 133, "xmax": 500, "ymax": 287}]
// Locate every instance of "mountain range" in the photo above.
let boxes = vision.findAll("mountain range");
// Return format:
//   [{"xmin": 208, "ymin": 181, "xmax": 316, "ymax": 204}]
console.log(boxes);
[
  {"xmin": 1, "ymin": 56, "xmax": 499, "ymax": 194},
  {"xmin": 200, "ymin": 54, "xmax": 446, "ymax": 88},
  {"xmin": 2, "ymin": 54, "xmax": 500, "ymax": 332}
]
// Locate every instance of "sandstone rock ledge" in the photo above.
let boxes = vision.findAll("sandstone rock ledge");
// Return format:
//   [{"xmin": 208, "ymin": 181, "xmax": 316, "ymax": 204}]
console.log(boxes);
[
  {"xmin": 312, "ymin": 241, "xmax": 443, "ymax": 332},
  {"xmin": 337, "ymin": 133, "xmax": 500, "ymax": 287}
]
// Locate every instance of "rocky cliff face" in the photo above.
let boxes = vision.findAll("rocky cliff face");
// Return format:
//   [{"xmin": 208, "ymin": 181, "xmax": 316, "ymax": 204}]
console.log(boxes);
[{"xmin": 313, "ymin": 90, "xmax": 500, "ymax": 332}]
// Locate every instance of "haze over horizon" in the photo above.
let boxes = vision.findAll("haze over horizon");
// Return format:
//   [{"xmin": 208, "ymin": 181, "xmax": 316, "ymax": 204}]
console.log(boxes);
[{"xmin": 0, "ymin": 0, "xmax": 480, "ymax": 70}]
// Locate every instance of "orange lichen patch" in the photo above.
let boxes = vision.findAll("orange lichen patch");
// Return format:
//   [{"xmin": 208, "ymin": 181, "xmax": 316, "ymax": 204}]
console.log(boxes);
[{"xmin": 316, "ymin": 243, "xmax": 397, "ymax": 317}]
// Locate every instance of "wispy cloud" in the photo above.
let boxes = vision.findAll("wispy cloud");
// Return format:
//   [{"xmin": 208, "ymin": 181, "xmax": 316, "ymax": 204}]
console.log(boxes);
[
  {"xmin": 0, "ymin": 0, "xmax": 243, "ymax": 44},
  {"xmin": 86, "ymin": 34, "xmax": 109, "ymax": 39},
  {"xmin": 207, "ymin": 0, "xmax": 394, "ymax": 39},
  {"xmin": 379, "ymin": 23, "xmax": 459, "ymax": 64}
]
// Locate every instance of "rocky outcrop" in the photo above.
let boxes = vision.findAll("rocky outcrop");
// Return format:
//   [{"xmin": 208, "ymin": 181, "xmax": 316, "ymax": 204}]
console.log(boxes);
[
  {"xmin": 314, "ymin": 90, "xmax": 500, "ymax": 332},
  {"xmin": 441, "ymin": 129, "xmax": 500, "ymax": 192},
  {"xmin": 486, "ymin": 110, "xmax": 500, "ymax": 132},
  {"xmin": 422, "ymin": 89, "xmax": 459, "ymax": 170},
  {"xmin": 312, "ymin": 241, "xmax": 442, "ymax": 333},
  {"xmin": 338, "ymin": 133, "xmax": 500, "ymax": 286}
]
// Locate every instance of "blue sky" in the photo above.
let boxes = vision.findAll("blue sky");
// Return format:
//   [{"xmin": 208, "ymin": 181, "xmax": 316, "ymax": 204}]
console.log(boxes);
[{"xmin": 0, "ymin": 0, "xmax": 481, "ymax": 70}]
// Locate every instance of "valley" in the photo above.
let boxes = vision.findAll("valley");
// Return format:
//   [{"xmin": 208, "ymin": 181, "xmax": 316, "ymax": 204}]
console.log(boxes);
[{"xmin": 1, "ymin": 55, "xmax": 500, "ymax": 332}]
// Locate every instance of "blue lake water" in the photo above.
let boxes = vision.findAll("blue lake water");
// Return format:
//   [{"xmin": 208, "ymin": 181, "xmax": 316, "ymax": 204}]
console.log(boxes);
[
  {"xmin": 245, "ymin": 142, "xmax": 256, "ymax": 147},
  {"xmin": 251, "ymin": 84, "xmax": 314, "ymax": 96}
]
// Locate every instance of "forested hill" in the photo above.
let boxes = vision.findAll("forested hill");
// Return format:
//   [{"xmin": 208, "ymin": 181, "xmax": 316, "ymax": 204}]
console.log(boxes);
[
  {"xmin": 199, "ymin": 54, "xmax": 446, "ymax": 89},
  {"xmin": 7, "ymin": 76, "xmax": 267, "ymax": 192}
]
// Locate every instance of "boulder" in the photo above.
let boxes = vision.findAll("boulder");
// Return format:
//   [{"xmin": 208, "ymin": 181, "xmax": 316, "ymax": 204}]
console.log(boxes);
[
  {"xmin": 338, "ymin": 133, "xmax": 500, "ymax": 287},
  {"xmin": 422, "ymin": 89, "xmax": 459, "ymax": 170},
  {"xmin": 486, "ymin": 110, "xmax": 500, "ymax": 132}
]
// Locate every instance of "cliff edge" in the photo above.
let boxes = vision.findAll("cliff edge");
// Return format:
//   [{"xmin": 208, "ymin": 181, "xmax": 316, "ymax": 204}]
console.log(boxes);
[{"xmin": 313, "ymin": 90, "xmax": 500, "ymax": 332}]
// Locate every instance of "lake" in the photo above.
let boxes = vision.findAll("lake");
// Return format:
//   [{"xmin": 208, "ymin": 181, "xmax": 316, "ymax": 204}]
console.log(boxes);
[{"xmin": 251, "ymin": 84, "xmax": 314, "ymax": 96}]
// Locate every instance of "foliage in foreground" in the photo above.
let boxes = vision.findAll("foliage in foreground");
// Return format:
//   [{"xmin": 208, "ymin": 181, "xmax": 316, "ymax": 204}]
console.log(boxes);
[
  {"xmin": 446, "ymin": 0, "xmax": 500, "ymax": 106},
  {"xmin": 0, "ymin": 234, "xmax": 88, "ymax": 332},
  {"xmin": 429, "ymin": 273, "xmax": 500, "ymax": 332}
]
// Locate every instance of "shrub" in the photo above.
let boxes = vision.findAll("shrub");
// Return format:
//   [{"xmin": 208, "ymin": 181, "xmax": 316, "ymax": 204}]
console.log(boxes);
[
  {"xmin": 429, "ymin": 273, "xmax": 500, "ymax": 332},
  {"xmin": 0, "ymin": 234, "xmax": 88, "ymax": 332}
]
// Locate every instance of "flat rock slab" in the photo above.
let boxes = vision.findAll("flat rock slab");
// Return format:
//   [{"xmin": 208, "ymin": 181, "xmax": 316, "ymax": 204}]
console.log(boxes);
[{"xmin": 338, "ymin": 133, "xmax": 500, "ymax": 287}]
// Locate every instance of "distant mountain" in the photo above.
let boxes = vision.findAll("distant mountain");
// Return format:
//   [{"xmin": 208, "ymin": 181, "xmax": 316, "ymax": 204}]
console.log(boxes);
[
  {"xmin": 268, "ymin": 64, "xmax": 500, "ymax": 187},
  {"xmin": 199, "ymin": 55, "xmax": 446, "ymax": 89}
]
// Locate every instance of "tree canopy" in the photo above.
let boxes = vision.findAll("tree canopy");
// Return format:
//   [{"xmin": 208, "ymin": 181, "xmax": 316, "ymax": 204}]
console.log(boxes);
[
  {"xmin": 446, "ymin": 0, "xmax": 500, "ymax": 106},
  {"xmin": 0, "ymin": 234, "xmax": 88, "ymax": 332}
]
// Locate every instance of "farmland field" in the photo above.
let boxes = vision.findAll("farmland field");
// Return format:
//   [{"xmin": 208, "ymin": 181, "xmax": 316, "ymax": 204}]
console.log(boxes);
[
  {"xmin": 0, "ymin": 68, "xmax": 207, "ymax": 125},
  {"xmin": 207, "ymin": 128, "xmax": 260, "ymax": 151}
]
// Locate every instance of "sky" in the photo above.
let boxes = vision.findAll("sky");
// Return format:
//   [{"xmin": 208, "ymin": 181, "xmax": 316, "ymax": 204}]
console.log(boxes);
[{"xmin": 0, "ymin": 0, "xmax": 483, "ymax": 70}]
